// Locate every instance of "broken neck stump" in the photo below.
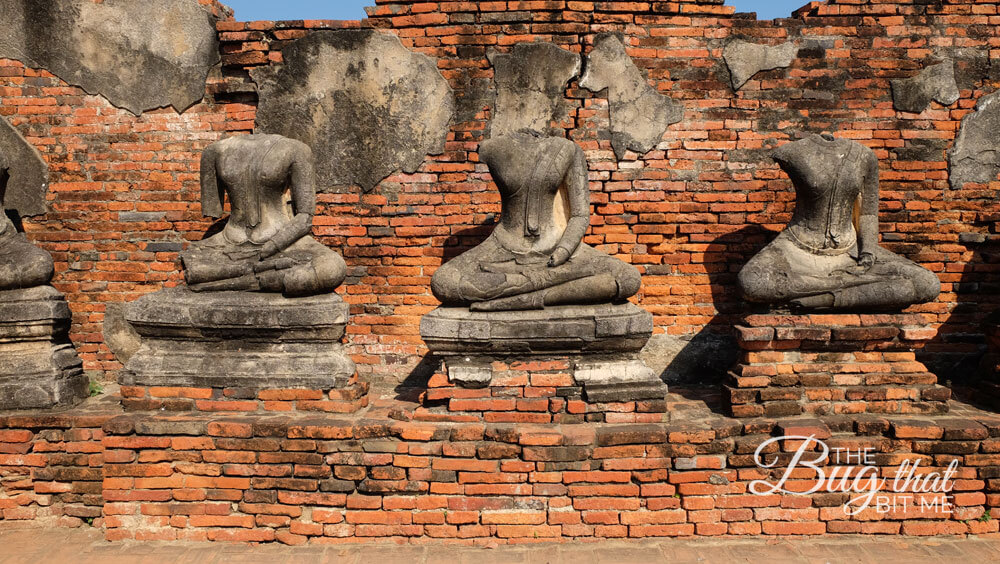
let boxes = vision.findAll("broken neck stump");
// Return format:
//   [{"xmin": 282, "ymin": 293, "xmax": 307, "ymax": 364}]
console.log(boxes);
[
  {"xmin": 418, "ymin": 303, "xmax": 666, "ymax": 424},
  {"xmin": 726, "ymin": 312, "xmax": 949, "ymax": 418}
]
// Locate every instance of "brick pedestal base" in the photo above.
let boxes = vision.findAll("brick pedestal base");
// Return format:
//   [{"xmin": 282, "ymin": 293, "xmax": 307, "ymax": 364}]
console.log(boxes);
[
  {"xmin": 726, "ymin": 313, "xmax": 950, "ymax": 417},
  {"xmin": 417, "ymin": 356, "xmax": 667, "ymax": 424},
  {"xmin": 120, "ymin": 379, "xmax": 370, "ymax": 413}
]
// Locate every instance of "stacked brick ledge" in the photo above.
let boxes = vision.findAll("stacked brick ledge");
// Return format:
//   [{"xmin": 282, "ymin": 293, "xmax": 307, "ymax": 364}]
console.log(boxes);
[
  {"xmin": 419, "ymin": 358, "xmax": 668, "ymax": 425},
  {"xmin": 727, "ymin": 313, "xmax": 950, "ymax": 418},
  {"xmin": 119, "ymin": 381, "xmax": 370, "ymax": 414},
  {"xmin": 2, "ymin": 393, "xmax": 1000, "ymax": 542}
]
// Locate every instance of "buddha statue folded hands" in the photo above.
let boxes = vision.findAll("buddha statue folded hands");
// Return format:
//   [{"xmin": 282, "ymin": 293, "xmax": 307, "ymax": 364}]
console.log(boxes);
[
  {"xmin": 431, "ymin": 132, "xmax": 641, "ymax": 312},
  {"xmin": 738, "ymin": 133, "xmax": 940, "ymax": 311},
  {"xmin": 181, "ymin": 134, "xmax": 346, "ymax": 297}
]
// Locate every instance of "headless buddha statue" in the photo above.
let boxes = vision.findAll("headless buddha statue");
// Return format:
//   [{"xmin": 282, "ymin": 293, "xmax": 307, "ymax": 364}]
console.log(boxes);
[
  {"xmin": 0, "ymin": 157, "xmax": 54, "ymax": 290},
  {"xmin": 181, "ymin": 134, "xmax": 346, "ymax": 297},
  {"xmin": 738, "ymin": 133, "xmax": 940, "ymax": 310},
  {"xmin": 431, "ymin": 132, "xmax": 641, "ymax": 312}
]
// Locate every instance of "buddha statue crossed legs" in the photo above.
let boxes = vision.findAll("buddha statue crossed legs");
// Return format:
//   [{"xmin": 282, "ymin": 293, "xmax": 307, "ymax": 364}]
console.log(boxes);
[
  {"xmin": 739, "ymin": 134, "xmax": 940, "ymax": 311},
  {"xmin": 181, "ymin": 134, "xmax": 346, "ymax": 297},
  {"xmin": 431, "ymin": 132, "xmax": 641, "ymax": 312}
]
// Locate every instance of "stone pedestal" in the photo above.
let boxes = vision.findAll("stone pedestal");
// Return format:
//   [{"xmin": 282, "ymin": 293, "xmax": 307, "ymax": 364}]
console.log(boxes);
[
  {"xmin": 726, "ymin": 312, "xmax": 950, "ymax": 418},
  {"xmin": 0, "ymin": 286, "xmax": 87, "ymax": 410},
  {"xmin": 419, "ymin": 303, "xmax": 666, "ymax": 423},
  {"xmin": 119, "ymin": 288, "xmax": 366, "ymax": 413}
]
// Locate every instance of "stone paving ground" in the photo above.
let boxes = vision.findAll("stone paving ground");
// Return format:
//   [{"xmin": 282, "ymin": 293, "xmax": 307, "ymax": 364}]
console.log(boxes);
[{"xmin": 2, "ymin": 526, "xmax": 1000, "ymax": 563}]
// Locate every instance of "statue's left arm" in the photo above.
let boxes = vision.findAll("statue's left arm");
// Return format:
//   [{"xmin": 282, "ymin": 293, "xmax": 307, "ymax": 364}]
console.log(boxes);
[
  {"xmin": 549, "ymin": 144, "xmax": 591, "ymax": 267},
  {"xmin": 857, "ymin": 150, "xmax": 880, "ymax": 268},
  {"xmin": 260, "ymin": 140, "xmax": 318, "ymax": 260}
]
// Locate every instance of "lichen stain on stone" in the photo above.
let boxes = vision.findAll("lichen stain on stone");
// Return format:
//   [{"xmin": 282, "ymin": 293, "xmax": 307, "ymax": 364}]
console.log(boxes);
[
  {"xmin": 723, "ymin": 39, "xmax": 798, "ymax": 91},
  {"xmin": 891, "ymin": 60, "xmax": 961, "ymax": 114},
  {"xmin": 0, "ymin": 0, "xmax": 220, "ymax": 116},
  {"xmin": 949, "ymin": 90, "xmax": 1000, "ymax": 189},
  {"xmin": 487, "ymin": 42, "xmax": 582, "ymax": 138},
  {"xmin": 252, "ymin": 30, "xmax": 456, "ymax": 193},
  {"xmin": 580, "ymin": 33, "xmax": 684, "ymax": 160}
]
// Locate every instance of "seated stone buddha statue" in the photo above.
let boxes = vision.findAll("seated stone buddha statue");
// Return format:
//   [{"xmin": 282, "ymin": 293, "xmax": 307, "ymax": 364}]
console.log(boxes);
[
  {"xmin": 0, "ymin": 157, "xmax": 54, "ymax": 290},
  {"xmin": 181, "ymin": 134, "xmax": 346, "ymax": 297},
  {"xmin": 738, "ymin": 133, "xmax": 940, "ymax": 310},
  {"xmin": 431, "ymin": 131, "xmax": 641, "ymax": 311}
]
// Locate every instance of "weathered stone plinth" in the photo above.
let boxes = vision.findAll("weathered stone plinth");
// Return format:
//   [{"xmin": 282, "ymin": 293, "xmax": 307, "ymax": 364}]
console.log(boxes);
[
  {"xmin": 0, "ymin": 286, "xmax": 86, "ymax": 410},
  {"xmin": 726, "ymin": 313, "xmax": 950, "ymax": 418},
  {"xmin": 120, "ymin": 288, "xmax": 365, "ymax": 413},
  {"xmin": 419, "ymin": 303, "xmax": 667, "ymax": 423}
]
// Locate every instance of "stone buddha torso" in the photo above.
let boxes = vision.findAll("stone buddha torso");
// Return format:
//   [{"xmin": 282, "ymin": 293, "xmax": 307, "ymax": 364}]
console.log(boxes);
[
  {"xmin": 181, "ymin": 134, "xmax": 346, "ymax": 297},
  {"xmin": 431, "ymin": 132, "xmax": 640, "ymax": 311},
  {"xmin": 781, "ymin": 135, "xmax": 865, "ymax": 255},
  {"xmin": 213, "ymin": 135, "xmax": 300, "ymax": 248},
  {"xmin": 738, "ymin": 134, "xmax": 940, "ymax": 311}
]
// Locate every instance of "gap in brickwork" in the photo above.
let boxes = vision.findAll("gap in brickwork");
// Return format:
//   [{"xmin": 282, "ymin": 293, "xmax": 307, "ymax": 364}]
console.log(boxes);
[
  {"xmin": 224, "ymin": 0, "xmax": 369, "ymax": 21},
  {"xmin": 727, "ymin": 0, "xmax": 813, "ymax": 20}
]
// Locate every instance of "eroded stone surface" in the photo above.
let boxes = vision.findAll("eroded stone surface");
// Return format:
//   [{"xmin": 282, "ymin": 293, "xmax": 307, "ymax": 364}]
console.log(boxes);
[
  {"xmin": 580, "ymin": 34, "xmax": 683, "ymax": 159},
  {"xmin": 0, "ymin": 116, "xmax": 48, "ymax": 217},
  {"xmin": 0, "ymin": 286, "xmax": 87, "ymax": 411},
  {"xmin": 252, "ymin": 30, "xmax": 455, "ymax": 192},
  {"xmin": 891, "ymin": 61, "xmax": 960, "ymax": 113},
  {"xmin": 949, "ymin": 91, "xmax": 1000, "ymax": 189},
  {"xmin": 723, "ymin": 40, "xmax": 798, "ymax": 90},
  {"xmin": 488, "ymin": 42, "xmax": 581, "ymax": 137},
  {"xmin": 421, "ymin": 303, "xmax": 654, "ymax": 355},
  {"xmin": 103, "ymin": 303, "xmax": 141, "ymax": 366},
  {"xmin": 0, "ymin": 0, "xmax": 220, "ymax": 115}
]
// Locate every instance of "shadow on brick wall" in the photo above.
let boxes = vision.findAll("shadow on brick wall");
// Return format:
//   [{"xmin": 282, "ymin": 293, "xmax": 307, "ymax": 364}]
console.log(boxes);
[
  {"xmin": 658, "ymin": 225, "xmax": 772, "ymax": 413},
  {"xmin": 924, "ymin": 233, "xmax": 1000, "ymax": 400}
]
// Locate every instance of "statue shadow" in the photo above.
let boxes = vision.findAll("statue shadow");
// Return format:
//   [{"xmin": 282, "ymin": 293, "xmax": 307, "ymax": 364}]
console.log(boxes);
[
  {"xmin": 919, "ymin": 234, "xmax": 1000, "ymax": 410},
  {"xmin": 659, "ymin": 225, "xmax": 773, "ymax": 416},
  {"xmin": 390, "ymin": 223, "xmax": 494, "ymax": 402},
  {"xmin": 199, "ymin": 217, "xmax": 229, "ymax": 241}
]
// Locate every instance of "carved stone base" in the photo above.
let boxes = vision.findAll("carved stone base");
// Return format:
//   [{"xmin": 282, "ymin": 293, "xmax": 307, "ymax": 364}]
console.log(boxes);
[
  {"xmin": 419, "ymin": 304, "xmax": 666, "ymax": 423},
  {"xmin": 726, "ymin": 313, "xmax": 950, "ymax": 418},
  {"xmin": 120, "ymin": 288, "xmax": 361, "ymax": 411},
  {"xmin": 0, "ymin": 286, "xmax": 87, "ymax": 410}
]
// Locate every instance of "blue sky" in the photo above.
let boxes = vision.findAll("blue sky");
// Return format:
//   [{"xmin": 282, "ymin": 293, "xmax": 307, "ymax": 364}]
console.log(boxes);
[{"xmin": 226, "ymin": 1, "xmax": 812, "ymax": 21}]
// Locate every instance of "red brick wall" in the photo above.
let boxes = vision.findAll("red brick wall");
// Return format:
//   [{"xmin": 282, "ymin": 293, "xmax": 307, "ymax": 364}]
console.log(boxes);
[
  {"xmin": 2, "ymin": 0, "xmax": 999, "ymax": 386},
  {"xmin": 4, "ymin": 407, "xmax": 999, "ymax": 541}
]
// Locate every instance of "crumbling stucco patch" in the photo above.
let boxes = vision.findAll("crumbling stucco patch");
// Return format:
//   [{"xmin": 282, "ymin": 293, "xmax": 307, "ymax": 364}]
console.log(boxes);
[
  {"xmin": 0, "ymin": 116, "xmax": 48, "ymax": 217},
  {"xmin": 488, "ymin": 42, "xmax": 581, "ymax": 137},
  {"xmin": 949, "ymin": 91, "xmax": 1000, "ymax": 189},
  {"xmin": 723, "ymin": 40, "xmax": 798, "ymax": 91},
  {"xmin": 0, "ymin": 0, "xmax": 220, "ymax": 115},
  {"xmin": 580, "ymin": 34, "xmax": 683, "ymax": 159},
  {"xmin": 251, "ymin": 30, "xmax": 456, "ymax": 193},
  {"xmin": 891, "ymin": 61, "xmax": 960, "ymax": 113}
]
